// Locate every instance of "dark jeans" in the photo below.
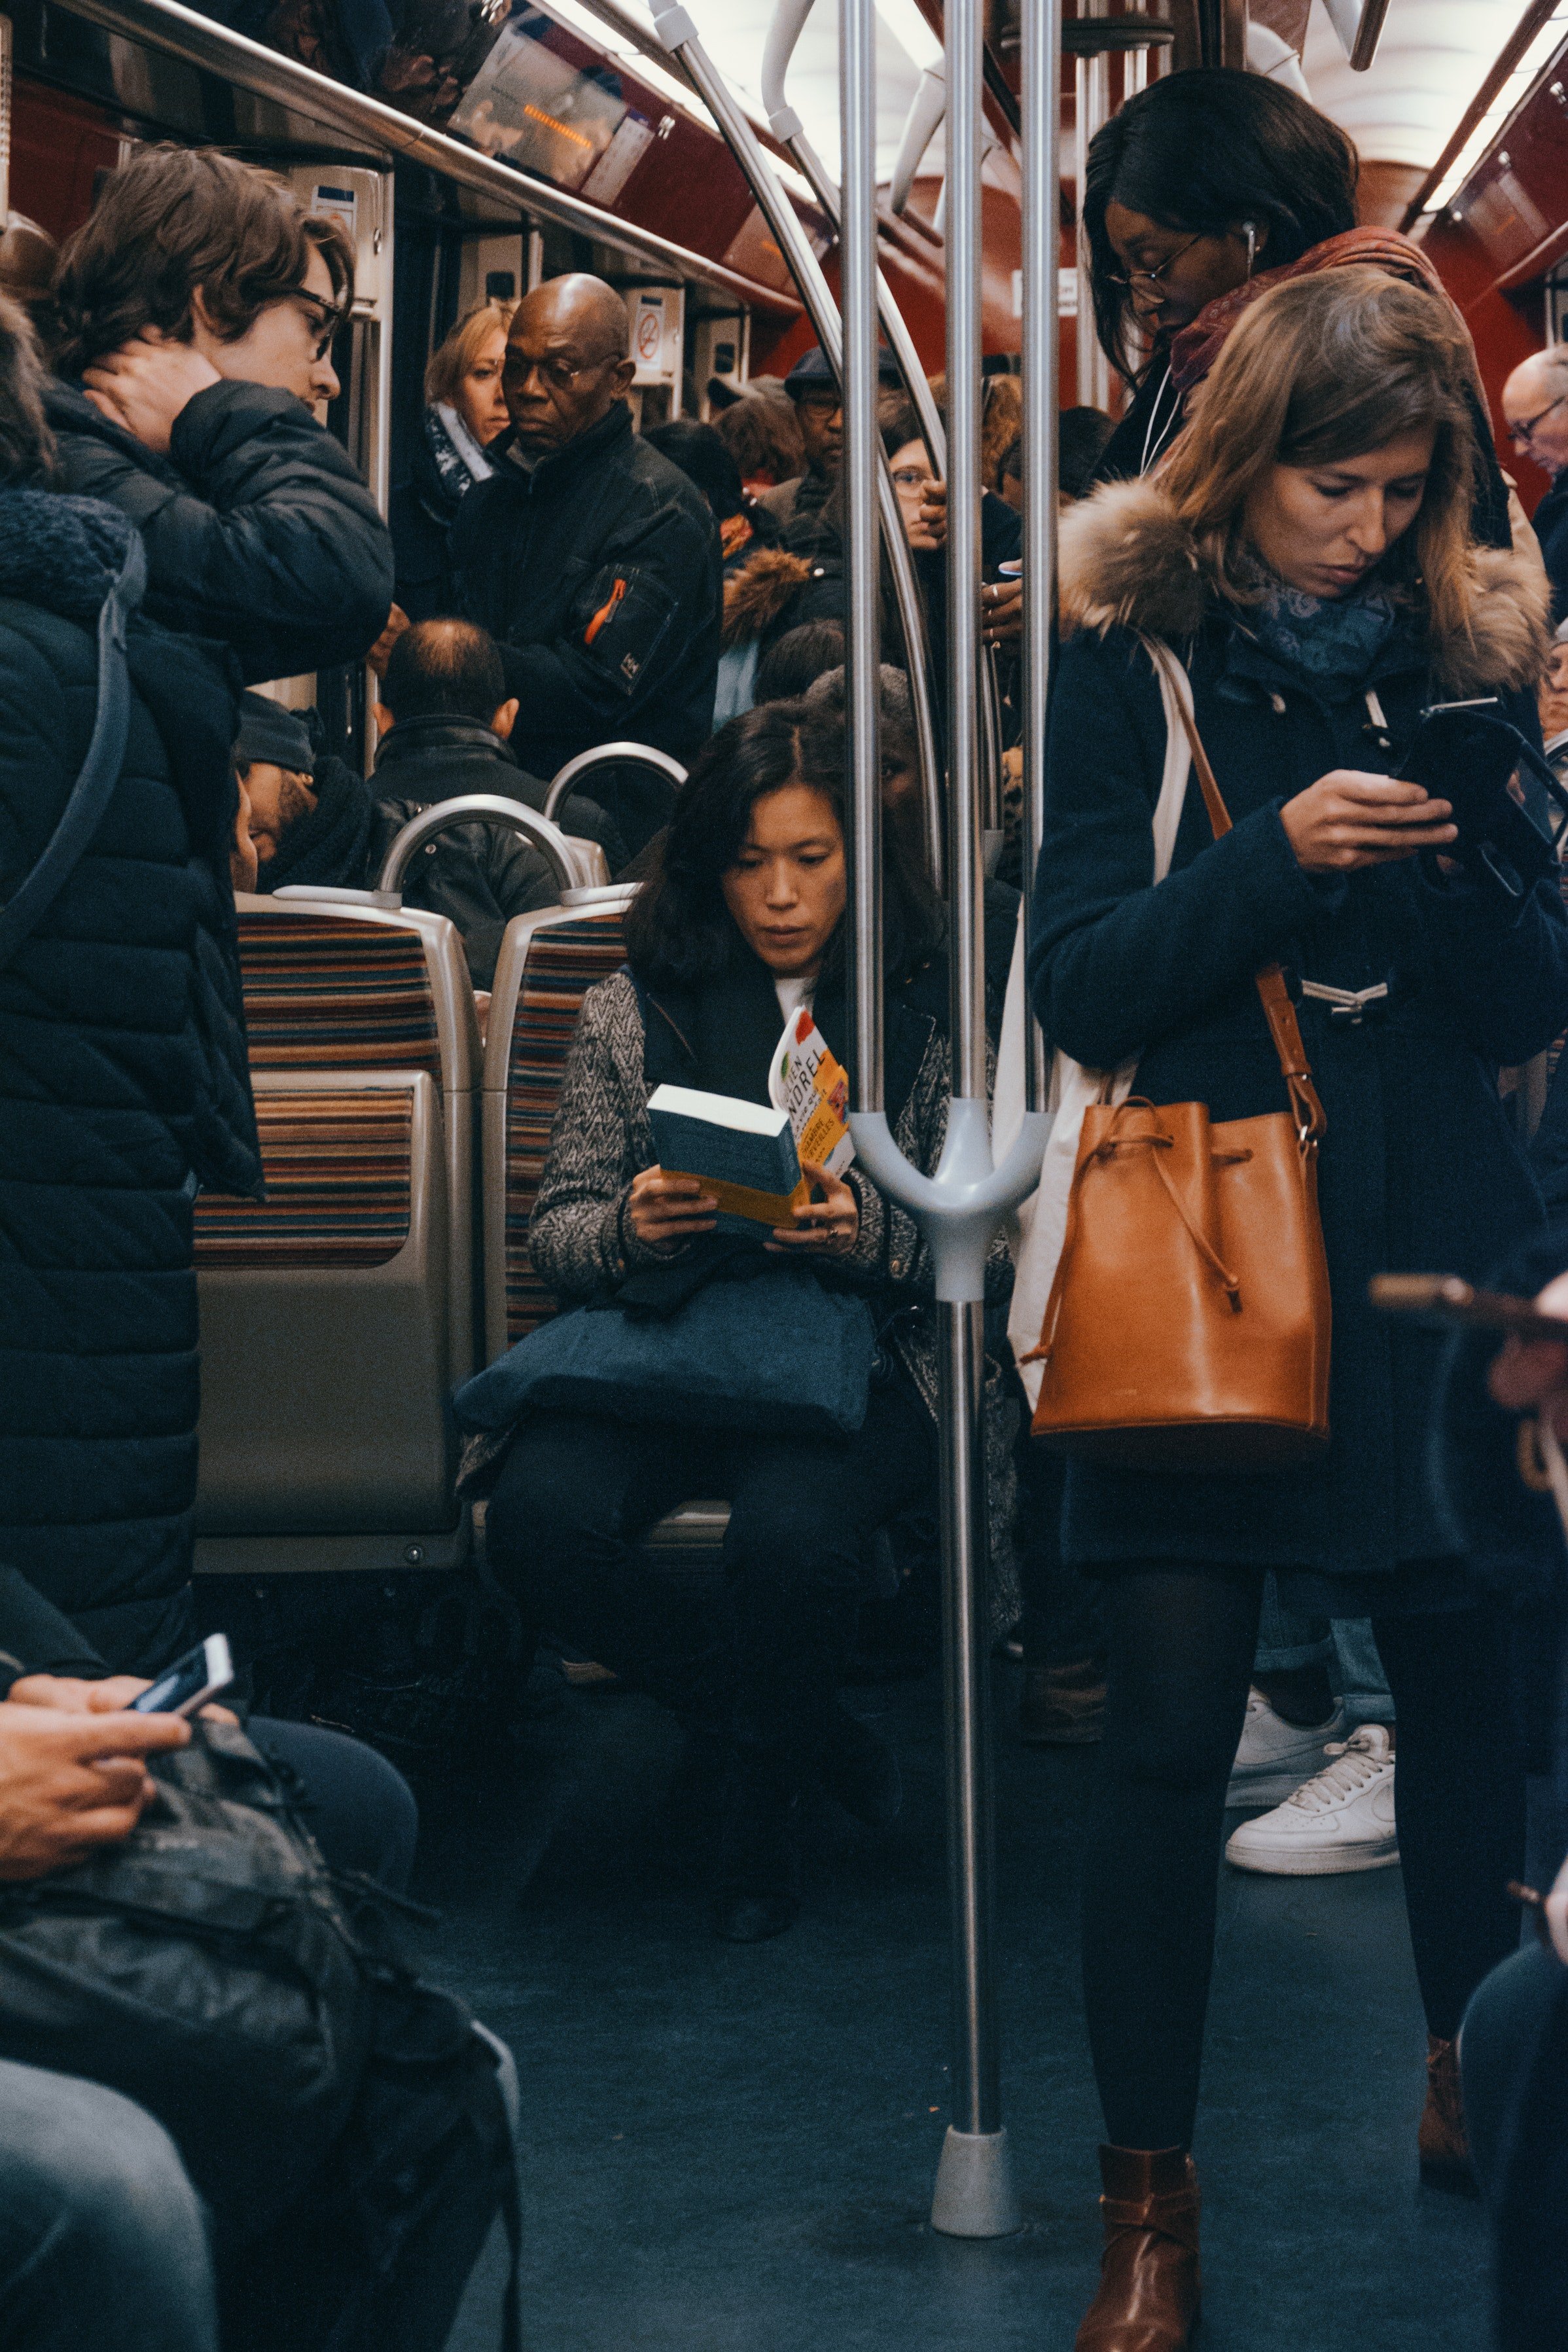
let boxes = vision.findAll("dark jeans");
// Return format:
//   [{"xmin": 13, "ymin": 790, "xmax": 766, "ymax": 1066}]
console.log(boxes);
[
  {"xmin": 486, "ymin": 1376, "xmax": 935, "ymax": 1777},
  {"xmin": 249, "ymin": 1717, "xmax": 418, "ymax": 1893},
  {"xmin": 1462, "ymin": 1940, "xmax": 1568, "ymax": 2351},
  {"xmin": 1082, "ymin": 1566, "xmax": 1525, "ymax": 2151},
  {"xmin": 0, "ymin": 2058, "xmax": 217, "ymax": 2352}
]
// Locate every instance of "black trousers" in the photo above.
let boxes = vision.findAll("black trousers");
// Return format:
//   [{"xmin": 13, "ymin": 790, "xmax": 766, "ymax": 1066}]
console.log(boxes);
[
  {"xmin": 1080, "ymin": 1565, "xmax": 1525, "ymax": 2152},
  {"xmin": 486, "ymin": 1376, "xmax": 935, "ymax": 1777},
  {"xmin": 248, "ymin": 1719, "xmax": 418, "ymax": 1894}
]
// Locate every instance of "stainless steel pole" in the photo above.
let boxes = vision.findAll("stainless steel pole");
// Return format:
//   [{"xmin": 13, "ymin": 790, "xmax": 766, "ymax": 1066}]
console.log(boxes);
[
  {"xmin": 1024, "ymin": 0, "xmax": 1063, "ymax": 1116},
  {"xmin": 841, "ymin": 0, "xmax": 883, "ymax": 1111},
  {"xmin": 925, "ymin": 0, "xmax": 1019, "ymax": 2243}
]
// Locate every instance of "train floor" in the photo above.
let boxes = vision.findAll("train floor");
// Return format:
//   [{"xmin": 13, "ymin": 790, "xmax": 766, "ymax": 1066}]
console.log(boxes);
[{"xmin": 415, "ymin": 1658, "xmax": 1491, "ymax": 2352}]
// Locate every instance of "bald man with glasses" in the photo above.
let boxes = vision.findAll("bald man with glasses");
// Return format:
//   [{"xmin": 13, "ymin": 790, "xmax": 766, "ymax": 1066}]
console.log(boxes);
[
  {"xmin": 450, "ymin": 274, "xmax": 720, "ymax": 823},
  {"xmin": 1504, "ymin": 348, "xmax": 1568, "ymax": 622}
]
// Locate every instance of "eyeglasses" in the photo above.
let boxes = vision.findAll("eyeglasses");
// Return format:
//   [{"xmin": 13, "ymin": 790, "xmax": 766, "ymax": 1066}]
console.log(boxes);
[
  {"xmin": 1105, "ymin": 232, "xmax": 1205, "ymax": 294},
  {"xmin": 1508, "ymin": 392, "xmax": 1568, "ymax": 448},
  {"xmin": 502, "ymin": 347, "xmax": 621, "ymax": 391},
  {"xmin": 292, "ymin": 292, "xmax": 346, "ymax": 361}
]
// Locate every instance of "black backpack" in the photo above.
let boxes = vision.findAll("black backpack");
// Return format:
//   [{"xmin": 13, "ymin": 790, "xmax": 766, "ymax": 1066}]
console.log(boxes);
[{"xmin": 0, "ymin": 1720, "xmax": 520, "ymax": 2349}]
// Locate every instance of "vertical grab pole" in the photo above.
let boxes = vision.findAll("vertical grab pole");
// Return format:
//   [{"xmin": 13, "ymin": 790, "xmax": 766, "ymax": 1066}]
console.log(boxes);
[
  {"xmin": 927, "ymin": 0, "xmax": 1020, "ymax": 2243},
  {"xmin": 1024, "ymin": 0, "xmax": 1062, "ymax": 1116},
  {"xmin": 840, "ymin": 0, "xmax": 882, "ymax": 1110}
]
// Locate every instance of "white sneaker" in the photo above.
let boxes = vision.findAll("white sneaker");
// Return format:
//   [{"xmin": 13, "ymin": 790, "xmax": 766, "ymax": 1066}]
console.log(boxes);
[
  {"xmin": 1226, "ymin": 1686, "xmax": 1346, "ymax": 1809},
  {"xmin": 1225, "ymin": 1725, "xmax": 1398, "ymax": 1877}
]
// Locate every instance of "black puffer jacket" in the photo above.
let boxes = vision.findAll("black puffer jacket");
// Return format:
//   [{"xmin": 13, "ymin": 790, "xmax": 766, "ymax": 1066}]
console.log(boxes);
[
  {"xmin": 46, "ymin": 378, "xmax": 395, "ymax": 684},
  {"xmin": 452, "ymin": 402, "xmax": 721, "ymax": 776},
  {"xmin": 0, "ymin": 488, "xmax": 258, "ymax": 1673}
]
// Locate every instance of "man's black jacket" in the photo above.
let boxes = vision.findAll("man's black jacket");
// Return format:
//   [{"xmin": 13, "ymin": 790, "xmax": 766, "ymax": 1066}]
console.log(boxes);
[
  {"xmin": 451, "ymin": 402, "xmax": 721, "ymax": 777},
  {"xmin": 1534, "ymin": 473, "xmax": 1568, "ymax": 625},
  {"xmin": 0, "ymin": 1567, "xmax": 104, "ymax": 1698},
  {"xmin": 366, "ymin": 716, "xmax": 630, "ymax": 987},
  {"xmin": 47, "ymin": 378, "xmax": 395, "ymax": 685}
]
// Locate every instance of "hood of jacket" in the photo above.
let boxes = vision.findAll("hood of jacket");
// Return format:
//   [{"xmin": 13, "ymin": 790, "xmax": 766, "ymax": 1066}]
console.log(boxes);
[
  {"xmin": 722, "ymin": 547, "xmax": 815, "ymax": 647},
  {"xmin": 257, "ymin": 753, "xmax": 374, "ymax": 892},
  {"xmin": 0, "ymin": 484, "xmax": 144, "ymax": 624},
  {"xmin": 1058, "ymin": 474, "xmax": 1552, "ymax": 698}
]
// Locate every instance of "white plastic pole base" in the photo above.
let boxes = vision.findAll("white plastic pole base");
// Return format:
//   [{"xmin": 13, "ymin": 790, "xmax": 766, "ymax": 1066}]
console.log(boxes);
[{"xmin": 929, "ymin": 2124, "xmax": 1023, "ymax": 2238}]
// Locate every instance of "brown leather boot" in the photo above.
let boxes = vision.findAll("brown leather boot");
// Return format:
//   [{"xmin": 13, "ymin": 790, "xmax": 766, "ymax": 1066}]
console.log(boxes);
[
  {"xmin": 1418, "ymin": 2035, "xmax": 1478, "ymax": 2196},
  {"xmin": 1075, "ymin": 2145, "xmax": 1201, "ymax": 2352}
]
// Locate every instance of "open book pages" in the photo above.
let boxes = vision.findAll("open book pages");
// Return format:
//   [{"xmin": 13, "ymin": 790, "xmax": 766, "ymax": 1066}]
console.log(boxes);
[
  {"xmin": 768, "ymin": 1008, "xmax": 855, "ymax": 1179},
  {"xmin": 646, "ymin": 1082, "xmax": 807, "ymax": 1232}
]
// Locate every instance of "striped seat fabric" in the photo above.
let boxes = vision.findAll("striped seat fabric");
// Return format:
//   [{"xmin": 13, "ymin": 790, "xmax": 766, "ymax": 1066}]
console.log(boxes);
[
  {"xmin": 236, "ymin": 915, "xmax": 440, "ymax": 1075},
  {"xmin": 505, "ymin": 912, "xmax": 629, "ymax": 1342},
  {"xmin": 194, "ymin": 1090, "xmax": 414, "ymax": 1268}
]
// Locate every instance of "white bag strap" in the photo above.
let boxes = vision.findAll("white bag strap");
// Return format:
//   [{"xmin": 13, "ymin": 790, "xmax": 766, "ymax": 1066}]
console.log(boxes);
[{"xmin": 1003, "ymin": 637, "xmax": 1196, "ymax": 1406}]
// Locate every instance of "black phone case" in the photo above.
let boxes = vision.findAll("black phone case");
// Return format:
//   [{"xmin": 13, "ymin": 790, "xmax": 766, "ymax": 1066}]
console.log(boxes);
[{"xmin": 1397, "ymin": 705, "xmax": 1559, "ymax": 905}]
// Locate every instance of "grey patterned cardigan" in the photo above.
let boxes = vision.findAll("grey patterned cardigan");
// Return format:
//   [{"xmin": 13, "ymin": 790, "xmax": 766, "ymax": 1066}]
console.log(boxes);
[{"xmin": 528, "ymin": 969, "xmax": 1021, "ymax": 1628}]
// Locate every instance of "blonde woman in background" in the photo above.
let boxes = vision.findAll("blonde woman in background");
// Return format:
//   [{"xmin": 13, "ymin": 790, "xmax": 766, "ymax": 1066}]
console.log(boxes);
[{"xmin": 388, "ymin": 298, "xmax": 514, "ymax": 627}]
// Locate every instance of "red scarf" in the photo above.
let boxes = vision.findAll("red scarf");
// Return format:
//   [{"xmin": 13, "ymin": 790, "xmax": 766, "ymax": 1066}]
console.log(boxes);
[{"xmin": 1167, "ymin": 227, "xmax": 1452, "ymax": 395}]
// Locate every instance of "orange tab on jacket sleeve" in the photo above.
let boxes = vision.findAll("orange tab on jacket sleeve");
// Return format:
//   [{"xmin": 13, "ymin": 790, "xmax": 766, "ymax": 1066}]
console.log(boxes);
[{"xmin": 584, "ymin": 576, "xmax": 628, "ymax": 647}]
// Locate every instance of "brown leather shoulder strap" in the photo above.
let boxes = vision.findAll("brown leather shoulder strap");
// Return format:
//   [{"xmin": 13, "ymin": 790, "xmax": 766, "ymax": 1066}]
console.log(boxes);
[{"xmin": 1165, "ymin": 668, "xmax": 1327, "ymax": 1144}]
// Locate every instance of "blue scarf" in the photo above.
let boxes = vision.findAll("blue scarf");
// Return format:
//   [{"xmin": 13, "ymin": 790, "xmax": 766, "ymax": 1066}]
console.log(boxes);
[{"xmin": 1247, "ymin": 576, "xmax": 1400, "ymax": 696}]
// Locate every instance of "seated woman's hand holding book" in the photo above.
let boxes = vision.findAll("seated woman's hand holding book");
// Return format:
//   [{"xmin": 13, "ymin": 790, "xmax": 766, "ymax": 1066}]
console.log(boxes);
[
  {"xmin": 625, "ymin": 1167, "xmax": 719, "ymax": 1254},
  {"xmin": 765, "ymin": 1157, "xmax": 859, "ymax": 1256}
]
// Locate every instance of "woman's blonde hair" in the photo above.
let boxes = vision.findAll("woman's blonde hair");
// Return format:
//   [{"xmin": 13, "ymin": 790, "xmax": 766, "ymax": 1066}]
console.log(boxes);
[
  {"xmin": 1160, "ymin": 268, "xmax": 1481, "ymax": 669},
  {"xmin": 425, "ymin": 299, "xmax": 514, "ymax": 410}
]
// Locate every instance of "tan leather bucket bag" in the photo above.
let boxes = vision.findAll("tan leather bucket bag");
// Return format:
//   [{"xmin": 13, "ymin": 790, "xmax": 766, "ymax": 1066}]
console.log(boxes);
[{"xmin": 1024, "ymin": 695, "xmax": 1332, "ymax": 1471}]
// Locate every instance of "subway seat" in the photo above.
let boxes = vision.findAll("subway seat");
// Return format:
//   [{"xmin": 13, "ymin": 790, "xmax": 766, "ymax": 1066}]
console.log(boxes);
[
  {"xmin": 484, "ymin": 893, "xmax": 730, "ymax": 1566},
  {"xmin": 193, "ymin": 898, "xmax": 480, "ymax": 1576}
]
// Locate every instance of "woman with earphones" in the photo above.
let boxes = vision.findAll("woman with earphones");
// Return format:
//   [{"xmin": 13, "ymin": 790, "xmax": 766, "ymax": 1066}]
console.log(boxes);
[{"xmin": 1080, "ymin": 69, "xmax": 1514, "ymax": 551}]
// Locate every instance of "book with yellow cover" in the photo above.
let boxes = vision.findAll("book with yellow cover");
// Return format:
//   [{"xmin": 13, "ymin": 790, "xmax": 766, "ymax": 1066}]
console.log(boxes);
[{"xmin": 646, "ymin": 1084, "xmax": 808, "ymax": 1234}]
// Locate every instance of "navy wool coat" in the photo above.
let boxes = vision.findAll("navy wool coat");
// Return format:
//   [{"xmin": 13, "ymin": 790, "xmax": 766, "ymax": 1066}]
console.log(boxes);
[
  {"xmin": 0, "ymin": 491, "xmax": 258, "ymax": 1669},
  {"xmin": 1028, "ymin": 477, "xmax": 1568, "ymax": 1599}
]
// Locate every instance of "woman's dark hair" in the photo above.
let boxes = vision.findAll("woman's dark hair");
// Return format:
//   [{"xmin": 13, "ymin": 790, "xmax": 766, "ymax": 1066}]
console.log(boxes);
[
  {"xmin": 624, "ymin": 699, "xmax": 944, "ymax": 991},
  {"xmin": 1082, "ymin": 70, "xmax": 1359, "ymax": 382},
  {"xmin": 755, "ymin": 619, "xmax": 846, "ymax": 701},
  {"xmin": 644, "ymin": 419, "xmax": 748, "ymax": 520},
  {"xmin": 1059, "ymin": 405, "xmax": 1116, "ymax": 499},
  {"xmin": 52, "ymin": 146, "xmax": 355, "ymax": 375},
  {"xmin": 713, "ymin": 391, "xmax": 804, "ymax": 484}
]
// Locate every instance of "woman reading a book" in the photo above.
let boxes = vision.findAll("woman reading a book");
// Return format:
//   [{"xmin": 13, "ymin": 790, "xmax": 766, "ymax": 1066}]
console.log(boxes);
[{"xmin": 483, "ymin": 699, "xmax": 1016, "ymax": 1943}]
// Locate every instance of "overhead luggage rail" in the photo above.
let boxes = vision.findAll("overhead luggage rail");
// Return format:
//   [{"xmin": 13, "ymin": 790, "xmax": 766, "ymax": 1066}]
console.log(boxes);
[
  {"xmin": 44, "ymin": 0, "xmax": 803, "ymax": 318},
  {"xmin": 649, "ymin": 0, "xmax": 946, "ymax": 889}
]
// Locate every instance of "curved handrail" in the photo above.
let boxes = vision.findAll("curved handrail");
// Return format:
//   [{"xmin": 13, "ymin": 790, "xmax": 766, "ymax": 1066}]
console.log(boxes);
[
  {"xmin": 656, "ymin": 3, "xmax": 946, "ymax": 891},
  {"xmin": 889, "ymin": 67, "xmax": 948, "ymax": 217},
  {"xmin": 375, "ymin": 795, "xmax": 605, "ymax": 897},
  {"xmin": 543, "ymin": 741, "xmax": 688, "ymax": 825}
]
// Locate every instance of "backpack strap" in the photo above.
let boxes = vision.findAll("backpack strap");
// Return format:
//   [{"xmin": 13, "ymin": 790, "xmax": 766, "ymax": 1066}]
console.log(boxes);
[{"xmin": 0, "ymin": 534, "xmax": 145, "ymax": 976}]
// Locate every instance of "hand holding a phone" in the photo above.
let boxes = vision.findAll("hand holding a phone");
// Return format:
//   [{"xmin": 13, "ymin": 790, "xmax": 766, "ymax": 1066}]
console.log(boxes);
[
  {"xmin": 0, "ymin": 1704, "xmax": 189, "ymax": 1881},
  {"xmin": 1281, "ymin": 771, "xmax": 1457, "ymax": 874},
  {"xmin": 1488, "ymin": 1270, "xmax": 1568, "ymax": 1441},
  {"xmin": 7, "ymin": 1670, "xmax": 238, "ymax": 1726}
]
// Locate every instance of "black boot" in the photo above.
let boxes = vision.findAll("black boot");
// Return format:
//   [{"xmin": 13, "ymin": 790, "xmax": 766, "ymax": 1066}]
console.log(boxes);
[
  {"xmin": 817, "ymin": 1701, "xmax": 902, "ymax": 1827},
  {"xmin": 711, "ymin": 1756, "xmax": 801, "ymax": 1943}
]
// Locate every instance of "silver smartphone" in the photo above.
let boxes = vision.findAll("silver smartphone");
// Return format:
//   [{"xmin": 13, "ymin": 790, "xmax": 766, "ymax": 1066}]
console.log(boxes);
[{"xmin": 130, "ymin": 1633, "xmax": 234, "ymax": 1718}]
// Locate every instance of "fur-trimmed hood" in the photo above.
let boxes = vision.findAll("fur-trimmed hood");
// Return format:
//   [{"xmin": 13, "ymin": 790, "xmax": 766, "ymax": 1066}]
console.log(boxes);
[
  {"xmin": 722, "ymin": 546, "xmax": 815, "ymax": 647},
  {"xmin": 1059, "ymin": 474, "xmax": 1552, "ymax": 697}
]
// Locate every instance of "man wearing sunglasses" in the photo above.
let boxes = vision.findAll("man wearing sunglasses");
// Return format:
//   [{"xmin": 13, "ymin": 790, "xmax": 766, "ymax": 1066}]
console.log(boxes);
[
  {"xmin": 1504, "ymin": 348, "xmax": 1568, "ymax": 623},
  {"xmin": 450, "ymin": 272, "xmax": 719, "ymax": 815},
  {"xmin": 43, "ymin": 145, "xmax": 393, "ymax": 685}
]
